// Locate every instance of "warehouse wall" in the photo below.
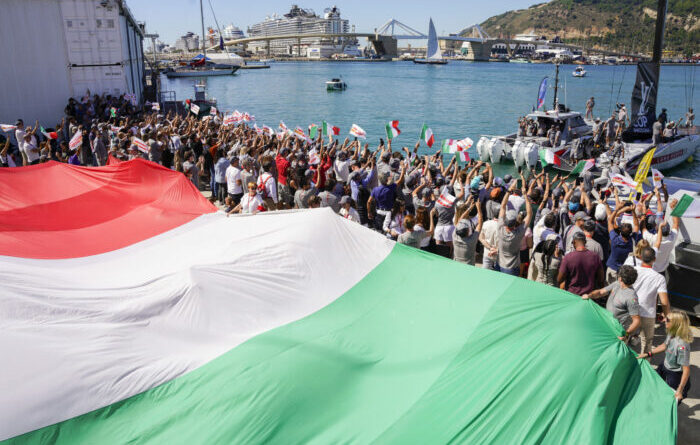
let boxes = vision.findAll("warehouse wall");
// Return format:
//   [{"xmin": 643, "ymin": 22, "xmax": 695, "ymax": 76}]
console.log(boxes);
[{"xmin": 0, "ymin": 0, "xmax": 73, "ymax": 128}]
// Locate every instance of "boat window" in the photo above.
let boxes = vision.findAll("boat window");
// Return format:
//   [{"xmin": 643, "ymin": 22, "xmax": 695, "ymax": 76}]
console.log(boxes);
[{"xmin": 570, "ymin": 116, "xmax": 586, "ymax": 127}]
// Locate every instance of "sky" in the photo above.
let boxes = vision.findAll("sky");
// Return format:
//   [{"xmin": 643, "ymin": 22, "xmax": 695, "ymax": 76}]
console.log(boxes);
[{"xmin": 128, "ymin": 0, "xmax": 543, "ymax": 45}]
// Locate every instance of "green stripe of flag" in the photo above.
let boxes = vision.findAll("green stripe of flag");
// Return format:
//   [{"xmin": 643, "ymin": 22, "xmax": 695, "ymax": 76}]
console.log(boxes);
[
  {"xmin": 671, "ymin": 194, "xmax": 698, "ymax": 218},
  {"xmin": 8, "ymin": 247, "xmax": 676, "ymax": 444}
]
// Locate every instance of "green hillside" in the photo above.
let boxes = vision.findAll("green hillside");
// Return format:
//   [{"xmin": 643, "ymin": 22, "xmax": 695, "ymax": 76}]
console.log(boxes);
[{"xmin": 469, "ymin": 0, "xmax": 699, "ymax": 56}]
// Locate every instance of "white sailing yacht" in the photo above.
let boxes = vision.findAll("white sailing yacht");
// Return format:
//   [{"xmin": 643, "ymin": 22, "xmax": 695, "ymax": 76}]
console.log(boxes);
[
  {"xmin": 164, "ymin": 0, "xmax": 238, "ymax": 78},
  {"xmin": 414, "ymin": 19, "xmax": 447, "ymax": 65}
]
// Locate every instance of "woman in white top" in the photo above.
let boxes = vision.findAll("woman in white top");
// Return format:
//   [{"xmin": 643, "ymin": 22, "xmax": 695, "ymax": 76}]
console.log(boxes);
[
  {"xmin": 228, "ymin": 182, "xmax": 265, "ymax": 215},
  {"xmin": 383, "ymin": 200, "xmax": 406, "ymax": 240}
]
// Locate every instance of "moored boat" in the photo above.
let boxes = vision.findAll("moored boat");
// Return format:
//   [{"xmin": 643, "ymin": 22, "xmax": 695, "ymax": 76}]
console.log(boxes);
[{"xmin": 414, "ymin": 18, "xmax": 447, "ymax": 65}]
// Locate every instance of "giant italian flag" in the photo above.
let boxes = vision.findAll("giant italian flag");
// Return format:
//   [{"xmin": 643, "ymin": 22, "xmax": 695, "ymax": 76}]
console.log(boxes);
[{"xmin": 0, "ymin": 160, "xmax": 676, "ymax": 443}]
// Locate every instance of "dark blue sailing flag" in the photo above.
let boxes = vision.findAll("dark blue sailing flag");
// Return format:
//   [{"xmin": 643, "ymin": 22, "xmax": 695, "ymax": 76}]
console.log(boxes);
[{"xmin": 537, "ymin": 77, "xmax": 548, "ymax": 110}]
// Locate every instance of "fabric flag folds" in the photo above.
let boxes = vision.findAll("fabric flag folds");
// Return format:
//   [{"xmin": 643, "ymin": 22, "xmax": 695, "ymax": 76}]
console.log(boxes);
[
  {"xmin": 309, "ymin": 124, "xmax": 318, "ymax": 139},
  {"xmin": 1, "ymin": 124, "xmax": 17, "ymax": 132},
  {"xmin": 436, "ymin": 189, "xmax": 456, "ymax": 208},
  {"xmin": 349, "ymin": 124, "xmax": 366, "ymax": 139},
  {"xmin": 322, "ymin": 121, "xmax": 340, "ymax": 137},
  {"xmin": 132, "ymin": 137, "xmax": 150, "ymax": 153},
  {"xmin": 385, "ymin": 121, "xmax": 400, "ymax": 140},
  {"xmin": 40, "ymin": 127, "xmax": 58, "ymax": 140},
  {"xmin": 611, "ymin": 174, "xmax": 638, "ymax": 190},
  {"xmin": 569, "ymin": 159, "xmax": 595, "ymax": 176},
  {"xmin": 671, "ymin": 194, "xmax": 700, "ymax": 218},
  {"xmin": 420, "ymin": 124, "xmax": 434, "ymax": 147},
  {"xmin": 651, "ymin": 168, "xmax": 664, "ymax": 188},
  {"xmin": 0, "ymin": 160, "xmax": 676, "ymax": 444},
  {"xmin": 68, "ymin": 132, "xmax": 82, "ymax": 151},
  {"xmin": 539, "ymin": 148, "xmax": 561, "ymax": 167}
]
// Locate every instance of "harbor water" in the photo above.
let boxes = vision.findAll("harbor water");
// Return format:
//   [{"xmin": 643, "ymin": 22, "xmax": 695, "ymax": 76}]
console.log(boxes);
[{"xmin": 162, "ymin": 61, "xmax": 699, "ymax": 179}]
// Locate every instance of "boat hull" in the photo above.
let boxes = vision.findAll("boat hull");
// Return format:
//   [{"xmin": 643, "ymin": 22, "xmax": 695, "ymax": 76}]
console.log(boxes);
[
  {"xmin": 165, "ymin": 67, "xmax": 239, "ymax": 78},
  {"xmin": 413, "ymin": 59, "xmax": 448, "ymax": 65},
  {"xmin": 626, "ymin": 135, "xmax": 699, "ymax": 171}
]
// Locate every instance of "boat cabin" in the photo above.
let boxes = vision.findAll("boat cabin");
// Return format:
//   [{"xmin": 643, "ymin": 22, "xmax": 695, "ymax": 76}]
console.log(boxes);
[{"xmin": 525, "ymin": 110, "xmax": 591, "ymax": 141}]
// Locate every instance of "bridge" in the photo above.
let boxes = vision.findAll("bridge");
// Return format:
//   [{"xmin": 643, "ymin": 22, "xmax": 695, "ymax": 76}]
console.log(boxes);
[{"xmin": 220, "ymin": 19, "xmax": 644, "ymax": 61}]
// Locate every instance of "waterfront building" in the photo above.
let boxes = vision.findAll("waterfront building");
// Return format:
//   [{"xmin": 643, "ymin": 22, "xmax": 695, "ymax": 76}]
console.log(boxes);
[
  {"xmin": 0, "ymin": 0, "xmax": 145, "ymax": 126},
  {"xmin": 175, "ymin": 32, "xmax": 200, "ymax": 52},
  {"xmin": 222, "ymin": 24, "xmax": 245, "ymax": 40},
  {"xmin": 247, "ymin": 5, "xmax": 357, "ymax": 57}
]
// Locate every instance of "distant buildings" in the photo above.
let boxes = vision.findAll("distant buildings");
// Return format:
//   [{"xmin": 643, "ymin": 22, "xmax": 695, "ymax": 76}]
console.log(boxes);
[
  {"xmin": 247, "ymin": 5, "xmax": 356, "ymax": 57},
  {"xmin": 175, "ymin": 32, "xmax": 200, "ymax": 51}
]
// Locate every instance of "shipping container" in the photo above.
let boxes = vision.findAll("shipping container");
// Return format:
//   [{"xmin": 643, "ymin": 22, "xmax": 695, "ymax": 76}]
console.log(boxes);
[{"xmin": 0, "ymin": 0, "xmax": 145, "ymax": 129}]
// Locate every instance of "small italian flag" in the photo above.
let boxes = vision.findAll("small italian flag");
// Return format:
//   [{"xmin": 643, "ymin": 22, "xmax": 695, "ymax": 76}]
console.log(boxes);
[
  {"xmin": 322, "ymin": 121, "xmax": 340, "ymax": 137},
  {"xmin": 539, "ymin": 148, "xmax": 561, "ymax": 167},
  {"xmin": 385, "ymin": 121, "xmax": 400, "ymax": 140},
  {"xmin": 420, "ymin": 124, "xmax": 434, "ymax": 148},
  {"xmin": 308, "ymin": 124, "xmax": 318, "ymax": 139},
  {"xmin": 569, "ymin": 159, "xmax": 594, "ymax": 176},
  {"xmin": 40, "ymin": 127, "xmax": 58, "ymax": 140},
  {"xmin": 671, "ymin": 194, "xmax": 700, "ymax": 218},
  {"xmin": 442, "ymin": 139, "xmax": 458, "ymax": 153},
  {"xmin": 349, "ymin": 124, "xmax": 366, "ymax": 139}
]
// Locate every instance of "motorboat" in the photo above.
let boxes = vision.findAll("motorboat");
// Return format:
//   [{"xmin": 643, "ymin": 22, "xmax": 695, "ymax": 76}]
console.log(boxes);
[
  {"xmin": 326, "ymin": 78, "xmax": 347, "ymax": 91},
  {"xmin": 572, "ymin": 66, "xmax": 586, "ymax": 77},
  {"xmin": 509, "ymin": 57, "xmax": 531, "ymax": 64},
  {"xmin": 414, "ymin": 19, "xmax": 448, "ymax": 65}
]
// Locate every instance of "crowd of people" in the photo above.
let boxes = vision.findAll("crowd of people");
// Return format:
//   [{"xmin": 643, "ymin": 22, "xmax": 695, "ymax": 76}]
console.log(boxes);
[{"xmin": 0, "ymin": 93, "xmax": 692, "ymax": 401}]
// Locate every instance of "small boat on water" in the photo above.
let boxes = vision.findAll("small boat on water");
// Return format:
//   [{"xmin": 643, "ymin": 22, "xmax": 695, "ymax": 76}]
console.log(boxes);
[
  {"xmin": 326, "ymin": 78, "xmax": 347, "ymax": 91},
  {"xmin": 414, "ymin": 18, "xmax": 447, "ymax": 65},
  {"xmin": 509, "ymin": 57, "xmax": 531, "ymax": 64},
  {"xmin": 572, "ymin": 66, "xmax": 587, "ymax": 77}
]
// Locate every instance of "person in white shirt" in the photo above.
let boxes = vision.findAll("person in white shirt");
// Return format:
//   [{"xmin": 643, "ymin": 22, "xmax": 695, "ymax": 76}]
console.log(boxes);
[
  {"xmin": 633, "ymin": 246, "xmax": 670, "ymax": 356},
  {"xmin": 333, "ymin": 151, "xmax": 352, "ymax": 183},
  {"xmin": 642, "ymin": 218, "xmax": 678, "ymax": 273},
  {"xmin": 225, "ymin": 157, "xmax": 243, "ymax": 204},
  {"xmin": 257, "ymin": 158, "xmax": 278, "ymax": 211},
  {"xmin": 479, "ymin": 215, "xmax": 499, "ymax": 270},
  {"xmin": 228, "ymin": 181, "xmax": 265, "ymax": 215},
  {"xmin": 339, "ymin": 196, "xmax": 360, "ymax": 223},
  {"xmin": 22, "ymin": 131, "xmax": 40, "ymax": 165},
  {"xmin": 14, "ymin": 120, "xmax": 27, "ymax": 166}
]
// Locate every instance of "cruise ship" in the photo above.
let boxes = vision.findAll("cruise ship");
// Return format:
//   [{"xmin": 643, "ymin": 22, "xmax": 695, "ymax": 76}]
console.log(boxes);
[{"xmin": 247, "ymin": 5, "xmax": 360, "ymax": 57}]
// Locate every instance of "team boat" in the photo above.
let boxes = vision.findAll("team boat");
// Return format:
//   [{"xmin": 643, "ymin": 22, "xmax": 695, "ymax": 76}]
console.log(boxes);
[
  {"xmin": 476, "ymin": 107, "xmax": 592, "ymax": 171},
  {"xmin": 326, "ymin": 78, "xmax": 347, "ymax": 91}
]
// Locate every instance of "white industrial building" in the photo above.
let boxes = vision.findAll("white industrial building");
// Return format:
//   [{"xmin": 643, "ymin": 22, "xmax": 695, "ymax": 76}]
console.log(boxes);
[{"xmin": 0, "ymin": 0, "xmax": 145, "ymax": 127}]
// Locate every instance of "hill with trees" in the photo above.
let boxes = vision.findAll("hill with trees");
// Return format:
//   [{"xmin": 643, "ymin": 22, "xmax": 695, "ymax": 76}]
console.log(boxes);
[{"xmin": 469, "ymin": 0, "xmax": 699, "ymax": 56}]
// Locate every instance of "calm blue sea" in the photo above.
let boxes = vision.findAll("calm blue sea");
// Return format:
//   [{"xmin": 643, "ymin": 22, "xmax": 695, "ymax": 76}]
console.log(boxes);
[{"xmin": 162, "ymin": 61, "xmax": 699, "ymax": 179}]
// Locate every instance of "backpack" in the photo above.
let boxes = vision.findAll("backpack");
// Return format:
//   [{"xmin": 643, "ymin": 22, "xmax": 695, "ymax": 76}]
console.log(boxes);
[{"xmin": 257, "ymin": 173, "xmax": 273, "ymax": 199}]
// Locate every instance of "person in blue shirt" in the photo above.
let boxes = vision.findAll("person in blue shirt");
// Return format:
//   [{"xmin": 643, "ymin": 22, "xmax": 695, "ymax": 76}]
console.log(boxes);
[
  {"xmin": 367, "ymin": 165, "xmax": 406, "ymax": 232},
  {"xmin": 604, "ymin": 201, "xmax": 640, "ymax": 284}
]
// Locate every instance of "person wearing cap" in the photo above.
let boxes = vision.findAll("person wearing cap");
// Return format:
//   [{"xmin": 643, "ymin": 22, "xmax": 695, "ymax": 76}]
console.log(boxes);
[
  {"xmin": 496, "ymin": 182, "xmax": 533, "ymax": 276},
  {"xmin": 225, "ymin": 156, "xmax": 243, "ymax": 205},
  {"xmin": 582, "ymin": 219, "xmax": 604, "ymax": 261},
  {"xmin": 557, "ymin": 231, "xmax": 604, "ymax": 296},
  {"xmin": 339, "ymin": 196, "xmax": 360, "ymax": 223},
  {"xmin": 592, "ymin": 117, "xmax": 603, "ymax": 147},
  {"xmin": 411, "ymin": 178, "xmax": 434, "ymax": 213},
  {"xmin": 532, "ymin": 234, "xmax": 562, "ymax": 286},
  {"xmin": 453, "ymin": 195, "xmax": 483, "ymax": 265},
  {"xmin": 294, "ymin": 169, "xmax": 319, "ymax": 209},
  {"xmin": 367, "ymin": 165, "xmax": 406, "ymax": 233},
  {"xmin": 563, "ymin": 211, "xmax": 588, "ymax": 253}
]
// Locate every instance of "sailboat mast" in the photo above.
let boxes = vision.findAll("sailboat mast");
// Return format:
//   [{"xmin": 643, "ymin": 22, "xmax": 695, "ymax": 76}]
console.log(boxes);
[
  {"xmin": 651, "ymin": 0, "xmax": 667, "ymax": 64},
  {"xmin": 553, "ymin": 63, "xmax": 559, "ymax": 110},
  {"xmin": 200, "ymin": 0, "xmax": 206, "ymax": 59}
]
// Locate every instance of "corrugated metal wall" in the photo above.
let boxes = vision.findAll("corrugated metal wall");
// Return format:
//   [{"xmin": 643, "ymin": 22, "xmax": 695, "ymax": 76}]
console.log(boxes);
[
  {"xmin": 0, "ymin": 0, "xmax": 144, "ymax": 128},
  {"xmin": 0, "ymin": 0, "xmax": 72, "ymax": 127}
]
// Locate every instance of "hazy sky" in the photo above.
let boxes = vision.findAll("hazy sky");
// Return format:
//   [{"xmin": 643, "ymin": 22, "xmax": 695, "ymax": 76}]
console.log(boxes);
[{"xmin": 128, "ymin": 0, "xmax": 542, "ymax": 44}]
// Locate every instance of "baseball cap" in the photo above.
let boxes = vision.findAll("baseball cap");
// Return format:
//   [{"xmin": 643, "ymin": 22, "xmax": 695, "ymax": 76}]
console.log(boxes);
[
  {"xmin": 573, "ymin": 211, "xmax": 588, "ymax": 222},
  {"xmin": 339, "ymin": 196, "xmax": 351, "ymax": 205},
  {"xmin": 505, "ymin": 210, "xmax": 518, "ymax": 228}
]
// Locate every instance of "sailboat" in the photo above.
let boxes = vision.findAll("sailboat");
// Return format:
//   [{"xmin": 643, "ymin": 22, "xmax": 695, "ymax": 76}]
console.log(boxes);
[
  {"xmin": 164, "ymin": 0, "xmax": 238, "ymax": 78},
  {"xmin": 414, "ymin": 19, "xmax": 447, "ymax": 65},
  {"xmin": 600, "ymin": 0, "xmax": 699, "ymax": 172}
]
